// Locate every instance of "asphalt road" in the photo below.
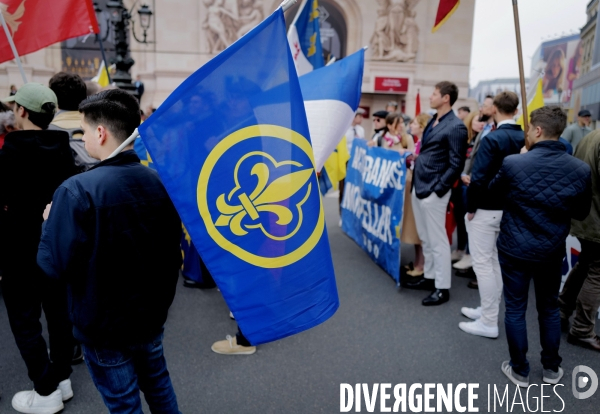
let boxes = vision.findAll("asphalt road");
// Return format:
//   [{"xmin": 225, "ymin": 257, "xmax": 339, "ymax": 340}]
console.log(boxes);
[{"xmin": 0, "ymin": 195, "xmax": 598, "ymax": 413}]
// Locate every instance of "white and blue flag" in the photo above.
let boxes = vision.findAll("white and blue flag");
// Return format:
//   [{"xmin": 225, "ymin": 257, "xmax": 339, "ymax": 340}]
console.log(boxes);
[
  {"xmin": 299, "ymin": 49, "xmax": 364, "ymax": 171},
  {"xmin": 287, "ymin": 0, "xmax": 325, "ymax": 76}
]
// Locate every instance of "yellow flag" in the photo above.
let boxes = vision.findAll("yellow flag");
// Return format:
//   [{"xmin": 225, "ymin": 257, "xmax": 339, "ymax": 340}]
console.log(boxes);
[
  {"xmin": 91, "ymin": 61, "xmax": 113, "ymax": 88},
  {"xmin": 322, "ymin": 137, "xmax": 351, "ymax": 190},
  {"xmin": 517, "ymin": 79, "xmax": 544, "ymax": 128}
]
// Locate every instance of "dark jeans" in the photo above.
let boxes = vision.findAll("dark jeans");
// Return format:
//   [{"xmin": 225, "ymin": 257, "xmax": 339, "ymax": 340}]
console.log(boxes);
[
  {"xmin": 451, "ymin": 183, "xmax": 468, "ymax": 252},
  {"xmin": 559, "ymin": 238, "xmax": 600, "ymax": 339},
  {"xmin": 499, "ymin": 252, "xmax": 563, "ymax": 377},
  {"xmin": 236, "ymin": 327, "xmax": 251, "ymax": 347},
  {"xmin": 1, "ymin": 264, "xmax": 73, "ymax": 396},
  {"xmin": 82, "ymin": 330, "xmax": 180, "ymax": 414}
]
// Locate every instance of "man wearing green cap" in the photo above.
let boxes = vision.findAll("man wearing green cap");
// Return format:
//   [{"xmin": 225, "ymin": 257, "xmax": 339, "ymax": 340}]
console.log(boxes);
[{"xmin": 0, "ymin": 83, "xmax": 79, "ymax": 414}]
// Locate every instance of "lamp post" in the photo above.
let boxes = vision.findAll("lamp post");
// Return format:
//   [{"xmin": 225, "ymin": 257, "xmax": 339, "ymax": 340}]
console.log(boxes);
[{"xmin": 94, "ymin": 1, "xmax": 153, "ymax": 97}]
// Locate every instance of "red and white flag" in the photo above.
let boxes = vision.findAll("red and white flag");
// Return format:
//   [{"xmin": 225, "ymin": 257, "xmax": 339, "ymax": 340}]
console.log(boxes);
[{"xmin": 0, "ymin": 0, "xmax": 99, "ymax": 65}]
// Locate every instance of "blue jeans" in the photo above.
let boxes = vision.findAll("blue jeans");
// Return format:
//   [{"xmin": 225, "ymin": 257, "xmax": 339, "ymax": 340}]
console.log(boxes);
[
  {"xmin": 499, "ymin": 252, "xmax": 563, "ymax": 377},
  {"xmin": 82, "ymin": 331, "xmax": 180, "ymax": 414}
]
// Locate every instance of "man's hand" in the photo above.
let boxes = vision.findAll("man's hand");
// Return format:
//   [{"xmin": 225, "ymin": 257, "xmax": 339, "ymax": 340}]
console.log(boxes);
[
  {"xmin": 43, "ymin": 203, "xmax": 52, "ymax": 221},
  {"xmin": 461, "ymin": 175, "xmax": 471, "ymax": 186},
  {"xmin": 467, "ymin": 212, "xmax": 475, "ymax": 222}
]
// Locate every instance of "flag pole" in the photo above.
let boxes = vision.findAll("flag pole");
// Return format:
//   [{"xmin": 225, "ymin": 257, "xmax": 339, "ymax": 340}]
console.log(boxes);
[
  {"xmin": 512, "ymin": 0, "xmax": 529, "ymax": 146},
  {"xmin": 97, "ymin": 34, "xmax": 113, "ymax": 85},
  {"xmin": 0, "ymin": 10, "xmax": 27, "ymax": 84},
  {"xmin": 280, "ymin": 0, "xmax": 298, "ymax": 12}
]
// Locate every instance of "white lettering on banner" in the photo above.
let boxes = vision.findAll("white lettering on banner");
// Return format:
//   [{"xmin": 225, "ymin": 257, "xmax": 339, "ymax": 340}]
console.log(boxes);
[
  {"xmin": 351, "ymin": 146, "xmax": 404, "ymax": 191},
  {"xmin": 341, "ymin": 182, "xmax": 393, "ymax": 245}
]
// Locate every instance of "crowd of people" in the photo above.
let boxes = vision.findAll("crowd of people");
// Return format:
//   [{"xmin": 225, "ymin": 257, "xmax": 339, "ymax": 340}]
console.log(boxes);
[
  {"xmin": 344, "ymin": 81, "xmax": 599, "ymax": 389},
  {"xmin": 0, "ymin": 74, "xmax": 598, "ymax": 413}
]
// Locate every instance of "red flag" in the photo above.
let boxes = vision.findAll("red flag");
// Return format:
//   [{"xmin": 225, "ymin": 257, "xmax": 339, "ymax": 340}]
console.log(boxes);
[
  {"xmin": 432, "ymin": 0, "xmax": 460, "ymax": 33},
  {"xmin": 415, "ymin": 91, "xmax": 421, "ymax": 117},
  {"xmin": 0, "ymin": 0, "xmax": 99, "ymax": 65}
]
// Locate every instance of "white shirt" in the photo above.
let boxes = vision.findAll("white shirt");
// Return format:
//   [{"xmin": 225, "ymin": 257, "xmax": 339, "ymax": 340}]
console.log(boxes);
[
  {"xmin": 346, "ymin": 124, "xmax": 365, "ymax": 153},
  {"xmin": 496, "ymin": 119, "xmax": 516, "ymax": 128}
]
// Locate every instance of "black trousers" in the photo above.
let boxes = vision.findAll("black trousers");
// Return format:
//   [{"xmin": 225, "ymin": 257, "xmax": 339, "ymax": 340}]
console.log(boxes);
[{"xmin": 2, "ymin": 264, "xmax": 74, "ymax": 395}]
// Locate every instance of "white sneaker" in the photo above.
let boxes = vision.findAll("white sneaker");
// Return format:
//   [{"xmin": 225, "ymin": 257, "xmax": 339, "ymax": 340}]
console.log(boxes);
[
  {"xmin": 458, "ymin": 319, "xmax": 499, "ymax": 339},
  {"xmin": 453, "ymin": 254, "xmax": 472, "ymax": 270},
  {"xmin": 461, "ymin": 306, "xmax": 482, "ymax": 320},
  {"xmin": 12, "ymin": 389, "xmax": 64, "ymax": 414},
  {"xmin": 58, "ymin": 379, "xmax": 73, "ymax": 401},
  {"xmin": 451, "ymin": 250, "xmax": 464, "ymax": 262}
]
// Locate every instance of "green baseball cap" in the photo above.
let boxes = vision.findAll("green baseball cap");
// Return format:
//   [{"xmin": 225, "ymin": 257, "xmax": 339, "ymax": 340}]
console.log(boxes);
[{"xmin": 3, "ymin": 83, "xmax": 57, "ymax": 114}]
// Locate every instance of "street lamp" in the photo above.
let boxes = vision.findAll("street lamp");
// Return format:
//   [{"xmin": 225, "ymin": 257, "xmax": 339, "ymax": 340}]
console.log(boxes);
[{"xmin": 93, "ymin": 1, "xmax": 154, "ymax": 96}]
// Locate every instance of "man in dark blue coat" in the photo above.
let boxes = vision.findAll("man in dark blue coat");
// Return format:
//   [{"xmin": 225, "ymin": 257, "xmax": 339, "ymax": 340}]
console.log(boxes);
[
  {"xmin": 404, "ymin": 81, "xmax": 468, "ymax": 306},
  {"xmin": 489, "ymin": 106, "xmax": 592, "ymax": 388},
  {"xmin": 460, "ymin": 92, "xmax": 524, "ymax": 339},
  {"xmin": 37, "ymin": 90, "xmax": 182, "ymax": 413}
]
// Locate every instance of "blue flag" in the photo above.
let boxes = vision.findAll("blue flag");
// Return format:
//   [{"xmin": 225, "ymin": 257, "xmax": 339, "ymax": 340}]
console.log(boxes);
[
  {"xmin": 287, "ymin": 0, "xmax": 325, "ymax": 75},
  {"xmin": 138, "ymin": 9, "xmax": 338, "ymax": 345}
]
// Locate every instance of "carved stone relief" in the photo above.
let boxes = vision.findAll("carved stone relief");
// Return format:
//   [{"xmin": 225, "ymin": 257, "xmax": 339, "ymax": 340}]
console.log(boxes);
[
  {"xmin": 370, "ymin": 0, "xmax": 419, "ymax": 62},
  {"xmin": 202, "ymin": 0, "xmax": 264, "ymax": 54}
]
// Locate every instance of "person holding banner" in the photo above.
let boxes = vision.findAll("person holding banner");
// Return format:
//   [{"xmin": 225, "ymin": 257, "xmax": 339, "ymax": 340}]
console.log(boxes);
[
  {"xmin": 382, "ymin": 112, "xmax": 415, "ymax": 154},
  {"xmin": 404, "ymin": 81, "xmax": 468, "ymax": 306}
]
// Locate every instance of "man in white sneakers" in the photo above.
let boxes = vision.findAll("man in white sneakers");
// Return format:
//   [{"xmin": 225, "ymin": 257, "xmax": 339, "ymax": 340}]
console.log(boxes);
[{"xmin": 459, "ymin": 92, "xmax": 524, "ymax": 338}]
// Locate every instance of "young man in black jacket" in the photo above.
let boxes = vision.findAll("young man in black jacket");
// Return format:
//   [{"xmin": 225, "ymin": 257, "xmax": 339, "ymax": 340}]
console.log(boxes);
[
  {"xmin": 1, "ymin": 83, "xmax": 79, "ymax": 414},
  {"xmin": 490, "ymin": 106, "xmax": 592, "ymax": 388},
  {"xmin": 460, "ymin": 92, "xmax": 524, "ymax": 339},
  {"xmin": 37, "ymin": 90, "xmax": 182, "ymax": 413}
]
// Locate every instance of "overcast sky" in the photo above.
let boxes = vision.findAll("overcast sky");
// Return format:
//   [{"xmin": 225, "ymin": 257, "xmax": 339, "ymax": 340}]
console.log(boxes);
[{"xmin": 470, "ymin": 0, "xmax": 590, "ymax": 87}]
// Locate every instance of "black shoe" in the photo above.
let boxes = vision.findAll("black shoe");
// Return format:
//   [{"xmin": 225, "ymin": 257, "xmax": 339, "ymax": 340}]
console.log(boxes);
[
  {"xmin": 72, "ymin": 343, "xmax": 84, "ymax": 365},
  {"xmin": 183, "ymin": 278, "xmax": 217, "ymax": 289},
  {"xmin": 455, "ymin": 268, "xmax": 476, "ymax": 279},
  {"xmin": 402, "ymin": 277, "xmax": 435, "ymax": 291},
  {"xmin": 467, "ymin": 280, "xmax": 478, "ymax": 289},
  {"xmin": 422, "ymin": 289, "xmax": 450, "ymax": 306}
]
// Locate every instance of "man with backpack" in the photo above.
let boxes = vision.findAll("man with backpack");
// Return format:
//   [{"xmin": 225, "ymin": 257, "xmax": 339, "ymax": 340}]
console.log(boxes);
[{"xmin": 49, "ymin": 72, "xmax": 99, "ymax": 172}]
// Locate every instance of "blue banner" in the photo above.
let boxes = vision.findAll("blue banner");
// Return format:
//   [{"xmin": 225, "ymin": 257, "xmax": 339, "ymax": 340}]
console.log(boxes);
[
  {"xmin": 138, "ymin": 9, "xmax": 338, "ymax": 345},
  {"xmin": 341, "ymin": 140, "xmax": 407, "ymax": 284}
]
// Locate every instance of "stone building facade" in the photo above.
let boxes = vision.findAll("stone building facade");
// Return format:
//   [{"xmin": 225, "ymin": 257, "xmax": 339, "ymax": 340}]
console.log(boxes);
[{"xmin": 0, "ymin": 0, "xmax": 475, "ymax": 131}]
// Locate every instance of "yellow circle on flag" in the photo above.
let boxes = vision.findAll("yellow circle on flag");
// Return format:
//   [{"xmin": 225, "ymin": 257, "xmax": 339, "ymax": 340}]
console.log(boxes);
[{"xmin": 197, "ymin": 125, "xmax": 325, "ymax": 268}]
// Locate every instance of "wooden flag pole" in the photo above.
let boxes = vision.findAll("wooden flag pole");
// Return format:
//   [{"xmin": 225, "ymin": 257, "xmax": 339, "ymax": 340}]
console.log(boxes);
[
  {"xmin": 0, "ymin": 10, "xmax": 27, "ymax": 84},
  {"xmin": 512, "ymin": 0, "xmax": 529, "ymax": 147}
]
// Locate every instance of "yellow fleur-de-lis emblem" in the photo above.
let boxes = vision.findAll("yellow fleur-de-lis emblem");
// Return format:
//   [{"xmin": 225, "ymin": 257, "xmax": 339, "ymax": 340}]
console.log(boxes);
[{"xmin": 215, "ymin": 151, "xmax": 313, "ymax": 241}]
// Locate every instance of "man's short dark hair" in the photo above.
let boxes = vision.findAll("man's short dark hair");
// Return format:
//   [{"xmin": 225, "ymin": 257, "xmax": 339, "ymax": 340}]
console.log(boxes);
[
  {"xmin": 458, "ymin": 106, "xmax": 470, "ymax": 113},
  {"xmin": 79, "ymin": 89, "xmax": 140, "ymax": 143},
  {"xmin": 17, "ymin": 103, "xmax": 56, "ymax": 130},
  {"xmin": 49, "ymin": 72, "xmax": 87, "ymax": 111},
  {"xmin": 530, "ymin": 106, "xmax": 566, "ymax": 139},
  {"xmin": 493, "ymin": 91, "xmax": 519, "ymax": 115},
  {"xmin": 435, "ymin": 81, "xmax": 459, "ymax": 106}
]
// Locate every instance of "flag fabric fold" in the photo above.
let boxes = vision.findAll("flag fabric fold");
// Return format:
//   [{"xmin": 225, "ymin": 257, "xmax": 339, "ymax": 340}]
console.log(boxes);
[
  {"xmin": 432, "ymin": 0, "xmax": 460, "ymax": 33},
  {"xmin": 299, "ymin": 49, "xmax": 364, "ymax": 172},
  {"xmin": 415, "ymin": 91, "xmax": 421, "ymax": 117},
  {"xmin": 138, "ymin": 8, "xmax": 338, "ymax": 345},
  {"xmin": 287, "ymin": 0, "xmax": 325, "ymax": 76},
  {"xmin": 0, "ymin": 0, "xmax": 99, "ymax": 65}
]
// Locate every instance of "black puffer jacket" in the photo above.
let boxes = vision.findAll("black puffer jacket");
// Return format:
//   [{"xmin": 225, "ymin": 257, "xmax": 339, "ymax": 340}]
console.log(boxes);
[{"xmin": 489, "ymin": 140, "xmax": 592, "ymax": 262}]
